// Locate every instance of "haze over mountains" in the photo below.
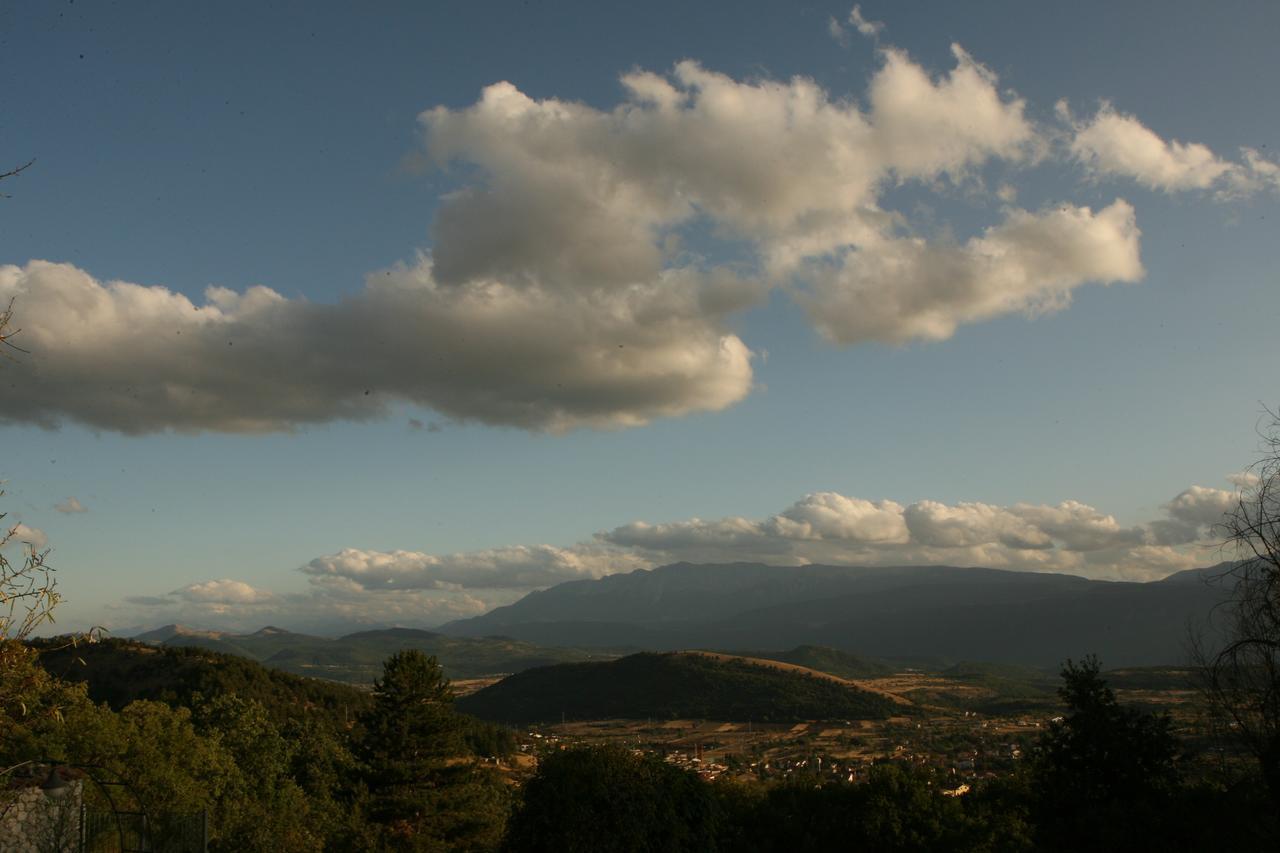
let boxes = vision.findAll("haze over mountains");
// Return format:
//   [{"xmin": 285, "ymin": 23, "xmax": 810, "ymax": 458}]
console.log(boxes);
[
  {"xmin": 132, "ymin": 562, "xmax": 1234, "ymax": 673},
  {"xmin": 440, "ymin": 562, "xmax": 1233, "ymax": 668},
  {"xmin": 130, "ymin": 624, "xmax": 604, "ymax": 683}
]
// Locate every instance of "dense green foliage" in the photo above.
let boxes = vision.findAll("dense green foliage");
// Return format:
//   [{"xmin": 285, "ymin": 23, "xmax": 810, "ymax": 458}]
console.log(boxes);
[
  {"xmin": 457, "ymin": 652, "xmax": 898, "ymax": 723},
  {"xmin": 3, "ymin": 640, "xmax": 516, "ymax": 852},
  {"xmin": 7, "ymin": 640, "xmax": 1280, "ymax": 851},
  {"xmin": 5, "ymin": 640, "xmax": 336, "ymax": 850},
  {"xmin": 718, "ymin": 764, "xmax": 1013, "ymax": 853},
  {"xmin": 33, "ymin": 637, "xmax": 371, "ymax": 728},
  {"xmin": 357, "ymin": 650, "xmax": 511, "ymax": 851},
  {"xmin": 504, "ymin": 746, "xmax": 722, "ymax": 853}
]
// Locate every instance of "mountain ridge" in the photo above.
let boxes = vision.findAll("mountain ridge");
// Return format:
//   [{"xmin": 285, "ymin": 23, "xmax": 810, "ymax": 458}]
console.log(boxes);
[
  {"xmin": 130, "ymin": 624, "xmax": 608, "ymax": 683},
  {"xmin": 440, "ymin": 561, "xmax": 1232, "ymax": 667}
]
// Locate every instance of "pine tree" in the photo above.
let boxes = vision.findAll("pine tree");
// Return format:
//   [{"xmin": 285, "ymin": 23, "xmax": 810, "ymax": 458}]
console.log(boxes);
[{"xmin": 359, "ymin": 650, "xmax": 507, "ymax": 851}]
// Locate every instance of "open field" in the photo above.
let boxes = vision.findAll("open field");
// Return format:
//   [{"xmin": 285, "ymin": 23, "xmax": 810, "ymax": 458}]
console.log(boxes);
[{"xmin": 684, "ymin": 651, "xmax": 914, "ymax": 706}]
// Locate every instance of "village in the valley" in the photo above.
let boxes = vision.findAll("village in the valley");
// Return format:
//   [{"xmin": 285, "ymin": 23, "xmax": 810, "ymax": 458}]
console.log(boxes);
[{"xmin": 465, "ymin": 666, "xmax": 1223, "ymax": 791}]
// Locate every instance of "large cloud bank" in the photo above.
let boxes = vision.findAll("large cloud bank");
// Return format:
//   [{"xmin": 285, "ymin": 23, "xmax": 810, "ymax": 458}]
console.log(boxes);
[
  {"xmin": 121, "ymin": 478, "xmax": 1241, "ymax": 631},
  {"xmin": 2, "ymin": 38, "xmax": 1172, "ymax": 434},
  {"xmin": 293, "ymin": 481, "xmax": 1234, "ymax": 601},
  {"xmin": 0, "ymin": 259, "xmax": 752, "ymax": 432}
]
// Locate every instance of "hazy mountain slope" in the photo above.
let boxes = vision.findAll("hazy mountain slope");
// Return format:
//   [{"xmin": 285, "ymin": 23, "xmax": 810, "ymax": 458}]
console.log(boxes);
[
  {"xmin": 445, "ymin": 563, "xmax": 1020, "ymax": 633},
  {"xmin": 133, "ymin": 624, "xmax": 606, "ymax": 683},
  {"xmin": 440, "ymin": 562, "xmax": 1229, "ymax": 668},
  {"xmin": 132, "ymin": 623, "xmax": 227, "ymax": 643},
  {"xmin": 443, "ymin": 564, "xmax": 1091, "ymax": 637}
]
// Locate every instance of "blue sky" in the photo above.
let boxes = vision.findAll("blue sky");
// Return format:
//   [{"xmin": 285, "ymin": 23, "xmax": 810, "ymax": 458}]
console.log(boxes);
[{"xmin": 2, "ymin": 1, "xmax": 1277, "ymax": 634}]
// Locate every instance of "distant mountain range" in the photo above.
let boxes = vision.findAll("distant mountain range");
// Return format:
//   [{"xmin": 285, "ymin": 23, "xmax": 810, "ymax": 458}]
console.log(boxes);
[
  {"xmin": 130, "ymin": 624, "xmax": 609, "ymax": 683},
  {"xmin": 440, "ymin": 562, "xmax": 1235, "ymax": 668}
]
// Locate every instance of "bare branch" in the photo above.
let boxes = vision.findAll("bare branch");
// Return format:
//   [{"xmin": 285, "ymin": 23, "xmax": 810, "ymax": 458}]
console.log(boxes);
[
  {"xmin": 0, "ymin": 297, "xmax": 31, "ymax": 363},
  {"xmin": 1199, "ymin": 405, "xmax": 1280, "ymax": 805},
  {"xmin": 0, "ymin": 158, "xmax": 34, "ymax": 198}
]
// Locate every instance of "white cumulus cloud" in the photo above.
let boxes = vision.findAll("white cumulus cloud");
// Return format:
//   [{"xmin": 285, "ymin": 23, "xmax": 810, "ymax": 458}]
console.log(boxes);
[
  {"xmin": 54, "ymin": 497, "xmax": 87, "ymax": 514},
  {"xmin": 6, "ymin": 41, "xmax": 1215, "ymax": 436},
  {"xmin": 4, "ymin": 523, "xmax": 48, "ymax": 551},
  {"xmin": 0, "ymin": 259, "xmax": 753, "ymax": 433},
  {"xmin": 798, "ymin": 200, "xmax": 1143, "ymax": 345},
  {"xmin": 1061, "ymin": 100, "xmax": 1280, "ymax": 198},
  {"xmin": 849, "ymin": 5, "xmax": 885, "ymax": 39},
  {"xmin": 173, "ymin": 579, "xmax": 274, "ymax": 605},
  {"xmin": 300, "ymin": 543, "xmax": 649, "ymax": 592},
  {"xmin": 595, "ymin": 486, "xmax": 1217, "ymax": 577},
  {"xmin": 1164, "ymin": 485, "xmax": 1236, "ymax": 528}
]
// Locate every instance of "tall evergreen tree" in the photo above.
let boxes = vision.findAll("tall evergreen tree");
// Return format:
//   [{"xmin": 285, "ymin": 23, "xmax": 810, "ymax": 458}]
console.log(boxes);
[{"xmin": 359, "ymin": 650, "xmax": 507, "ymax": 851}]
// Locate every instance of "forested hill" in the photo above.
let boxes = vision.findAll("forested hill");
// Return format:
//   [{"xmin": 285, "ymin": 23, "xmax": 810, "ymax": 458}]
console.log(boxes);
[
  {"xmin": 456, "ymin": 651, "xmax": 900, "ymax": 724},
  {"xmin": 32, "ymin": 637, "xmax": 372, "ymax": 728}
]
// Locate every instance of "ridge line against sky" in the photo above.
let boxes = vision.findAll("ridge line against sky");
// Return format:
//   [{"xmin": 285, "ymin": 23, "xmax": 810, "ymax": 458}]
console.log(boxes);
[
  {"xmin": 98, "ymin": 477, "xmax": 1256, "ymax": 633},
  {"xmin": 2, "ymin": 1, "xmax": 1277, "ymax": 634}
]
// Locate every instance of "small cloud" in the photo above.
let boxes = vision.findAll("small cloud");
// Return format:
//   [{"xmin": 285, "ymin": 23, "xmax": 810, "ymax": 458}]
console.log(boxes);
[
  {"xmin": 124, "ymin": 595, "xmax": 171, "ymax": 607},
  {"xmin": 828, "ymin": 17, "xmax": 848, "ymax": 45},
  {"xmin": 1227, "ymin": 471, "xmax": 1260, "ymax": 489},
  {"xmin": 1163, "ymin": 485, "xmax": 1236, "ymax": 528},
  {"xmin": 172, "ymin": 579, "xmax": 274, "ymax": 605},
  {"xmin": 5, "ymin": 523, "xmax": 48, "ymax": 550},
  {"xmin": 849, "ymin": 5, "xmax": 885, "ymax": 39},
  {"xmin": 55, "ymin": 496, "xmax": 87, "ymax": 514}
]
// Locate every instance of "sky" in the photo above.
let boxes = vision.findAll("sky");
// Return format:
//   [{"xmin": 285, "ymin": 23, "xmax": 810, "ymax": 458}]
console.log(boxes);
[{"xmin": 2, "ymin": 0, "xmax": 1278, "ymax": 635}]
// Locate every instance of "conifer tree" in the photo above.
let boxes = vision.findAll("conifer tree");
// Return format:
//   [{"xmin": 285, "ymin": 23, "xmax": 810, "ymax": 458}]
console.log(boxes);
[{"xmin": 359, "ymin": 650, "xmax": 507, "ymax": 851}]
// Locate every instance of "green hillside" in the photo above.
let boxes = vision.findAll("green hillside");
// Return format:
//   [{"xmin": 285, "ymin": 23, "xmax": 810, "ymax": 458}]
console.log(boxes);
[
  {"xmin": 456, "ymin": 651, "xmax": 899, "ymax": 724},
  {"xmin": 33, "ymin": 637, "xmax": 371, "ymax": 728},
  {"xmin": 31, "ymin": 638, "xmax": 518, "ymax": 757}
]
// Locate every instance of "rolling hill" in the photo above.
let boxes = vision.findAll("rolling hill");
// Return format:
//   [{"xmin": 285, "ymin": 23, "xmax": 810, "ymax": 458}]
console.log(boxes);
[
  {"xmin": 33, "ymin": 637, "xmax": 372, "ymax": 727},
  {"xmin": 455, "ymin": 651, "xmax": 900, "ymax": 724}
]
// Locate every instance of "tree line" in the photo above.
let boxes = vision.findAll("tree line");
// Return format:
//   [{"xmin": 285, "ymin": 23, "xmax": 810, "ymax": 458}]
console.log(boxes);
[{"xmin": 4, "ymin": 641, "xmax": 1279, "ymax": 851}]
